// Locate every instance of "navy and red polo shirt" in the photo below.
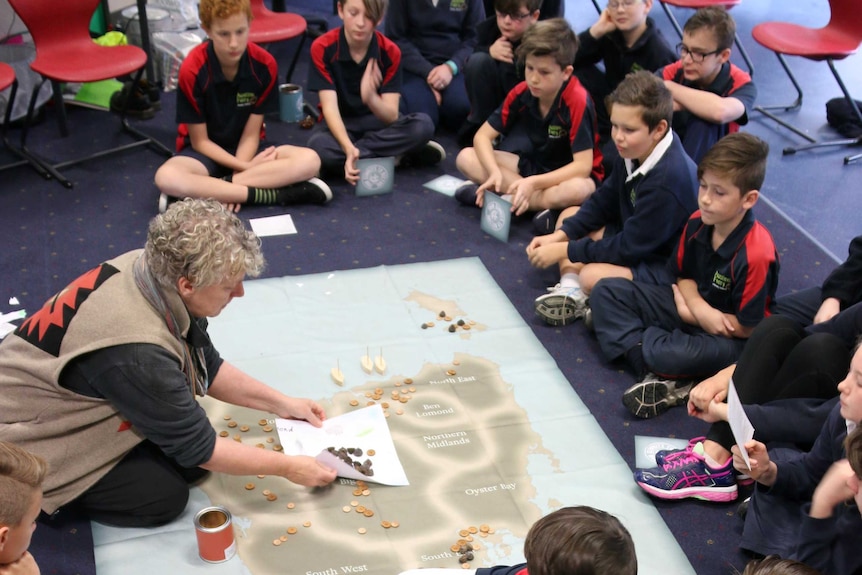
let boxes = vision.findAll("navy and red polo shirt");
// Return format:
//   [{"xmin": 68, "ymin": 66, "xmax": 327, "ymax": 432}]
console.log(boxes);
[
  {"xmin": 486, "ymin": 77, "xmax": 604, "ymax": 183},
  {"xmin": 672, "ymin": 209, "xmax": 779, "ymax": 327},
  {"xmin": 175, "ymin": 40, "xmax": 278, "ymax": 152},
  {"xmin": 658, "ymin": 60, "xmax": 756, "ymax": 140},
  {"xmin": 307, "ymin": 27, "xmax": 402, "ymax": 120}
]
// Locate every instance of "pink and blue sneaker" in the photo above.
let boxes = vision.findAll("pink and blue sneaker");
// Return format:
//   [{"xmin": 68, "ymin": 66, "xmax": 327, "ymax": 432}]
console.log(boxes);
[
  {"xmin": 653, "ymin": 437, "xmax": 753, "ymax": 486},
  {"xmin": 634, "ymin": 440, "xmax": 738, "ymax": 502}
]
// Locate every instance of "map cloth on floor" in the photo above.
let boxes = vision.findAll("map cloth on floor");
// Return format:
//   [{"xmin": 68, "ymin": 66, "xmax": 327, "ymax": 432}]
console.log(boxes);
[{"xmin": 92, "ymin": 258, "xmax": 695, "ymax": 575}]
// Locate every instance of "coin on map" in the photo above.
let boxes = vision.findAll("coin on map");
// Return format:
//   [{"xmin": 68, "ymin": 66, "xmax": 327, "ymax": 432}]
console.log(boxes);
[
  {"xmin": 266, "ymin": 437, "xmax": 274, "ymax": 443},
  {"xmin": 367, "ymin": 449, "xmax": 376, "ymax": 456},
  {"xmin": 391, "ymin": 521, "xmax": 399, "ymax": 528},
  {"xmin": 287, "ymin": 502, "xmax": 295, "ymax": 509},
  {"xmin": 396, "ymin": 409, "xmax": 404, "ymax": 415},
  {"xmin": 233, "ymin": 435, "xmax": 242, "ymax": 442},
  {"xmin": 363, "ymin": 509, "xmax": 374, "ymax": 517},
  {"xmin": 404, "ymin": 378, "xmax": 413, "ymax": 384},
  {"xmin": 382, "ymin": 521, "xmax": 392, "ymax": 529},
  {"xmin": 219, "ymin": 431, "xmax": 229, "ymax": 437},
  {"xmin": 303, "ymin": 521, "xmax": 311, "ymax": 527},
  {"xmin": 257, "ymin": 474, "xmax": 266, "ymax": 478},
  {"xmin": 463, "ymin": 325, "xmax": 471, "ymax": 330},
  {"xmin": 267, "ymin": 494, "xmax": 278, "ymax": 501},
  {"xmin": 362, "ymin": 489, "xmax": 371, "ymax": 496},
  {"xmin": 358, "ymin": 528, "xmax": 367, "ymax": 534},
  {"xmin": 223, "ymin": 415, "xmax": 232, "ymax": 420},
  {"xmin": 450, "ymin": 544, "xmax": 460, "ymax": 552},
  {"xmin": 479, "ymin": 524, "xmax": 490, "ymax": 532},
  {"xmin": 280, "ymin": 535, "xmax": 287, "ymax": 542},
  {"xmin": 459, "ymin": 530, "xmax": 469, "ymax": 537},
  {"xmin": 353, "ymin": 489, "xmax": 362, "ymax": 496},
  {"xmin": 262, "ymin": 489, "xmax": 272, "ymax": 496},
  {"xmin": 342, "ymin": 506, "xmax": 351, "ymax": 513},
  {"xmin": 245, "ymin": 483, "xmax": 255, "ymax": 490},
  {"xmin": 349, "ymin": 399, "xmax": 359, "ymax": 406},
  {"xmin": 273, "ymin": 539, "xmax": 282, "ymax": 546},
  {"xmin": 468, "ymin": 526, "xmax": 478, "ymax": 534},
  {"xmin": 240, "ymin": 425, "xmax": 250, "ymax": 432},
  {"xmin": 255, "ymin": 443, "xmax": 265, "ymax": 449},
  {"xmin": 356, "ymin": 505, "xmax": 366, "ymax": 513},
  {"xmin": 350, "ymin": 500, "xmax": 359, "ymax": 506},
  {"xmin": 287, "ymin": 527, "xmax": 297, "ymax": 535},
  {"xmin": 263, "ymin": 425, "xmax": 273, "ymax": 432},
  {"xmin": 273, "ymin": 445, "xmax": 283, "ymax": 451},
  {"xmin": 447, "ymin": 370, "xmax": 456, "ymax": 376},
  {"xmin": 227, "ymin": 421, "xmax": 238, "ymax": 428},
  {"xmin": 444, "ymin": 316, "xmax": 452, "ymax": 322},
  {"xmin": 258, "ymin": 419, "xmax": 268, "ymax": 426}
]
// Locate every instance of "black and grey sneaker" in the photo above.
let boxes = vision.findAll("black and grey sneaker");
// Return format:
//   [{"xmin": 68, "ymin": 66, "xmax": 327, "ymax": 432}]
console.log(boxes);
[
  {"xmin": 158, "ymin": 193, "xmax": 179, "ymax": 214},
  {"xmin": 532, "ymin": 209, "xmax": 560, "ymax": 235},
  {"xmin": 622, "ymin": 373, "xmax": 693, "ymax": 419},
  {"xmin": 402, "ymin": 140, "xmax": 446, "ymax": 168},
  {"xmin": 454, "ymin": 182, "xmax": 479, "ymax": 206},
  {"xmin": 110, "ymin": 82, "xmax": 155, "ymax": 120},
  {"xmin": 280, "ymin": 177, "xmax": 333, "ymax": 205}
]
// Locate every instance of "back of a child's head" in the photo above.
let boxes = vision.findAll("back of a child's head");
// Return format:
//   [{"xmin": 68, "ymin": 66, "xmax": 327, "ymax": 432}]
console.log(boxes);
[
  {"xmin": 741, "ymin": 556, "xmax": 823, "ymax": 575},
  {"xmin": 199, "ymin": 0, "xmax": 252, "ymax": 30},
  {"xmin": 495, "ymin": 0, "xmax": 543, "ymax": 14},
  {"xmin": 339, "ymin": 0, "xmax": 388, "ymax": 23},
  {"xmin": 683, "ymin": 6, "xmax": 735, "ymax": 52},
  {"xmin": 697, "ymin": 132, "xmax": 769, "ymax": 194},
  {"xmin": 515, "ymin": 18, "xmax": 577, "ymax": 70},
  {"xmin": 607, "ymin": 70, "xmax": 673, "ymax": 132},
  {"xmin": 846, "ymin": 426, "xmax": 862, "ymax": 477},
  {"xmin": 523, "ymin": 506, "xmax": 637, "ymax": 575},
  {"xmin": 0, "ymin": 442, "xmax": 46, "ymax": 528}
]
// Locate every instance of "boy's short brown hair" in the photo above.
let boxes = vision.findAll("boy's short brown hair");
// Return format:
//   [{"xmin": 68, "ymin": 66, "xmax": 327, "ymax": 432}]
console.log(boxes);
[
  {"xmin": 523, "ymin": 506, "xmax": 637, "ymax": 575},
  {"xmin": 683, "ymin": 6, "xmax": 735, "ymax": 52},
  {"xmin": 741, "ymin": 555, "xmax": 823, "ymax": 575},
  {"xmin": 495, "ymin": 0, "xmax": 543, "ymax": 14},
  {"xmin": 0, "ymin": 442, "xmax": 47, "ymax": 527},
  {"xmin": 338, "ymin": 0, "xmax": 388, "ymax": 24},
  {"xmin": 697, "ymin": 132, "xmax": 769, "ymax": 195},
  {"xmin": 199, "ymin": 0, "xmax": 252, "ymax": 30},
  {"xmin": 607, "ymin": 70, "xmax": 673, "ymax": 132},
  {"xmin": 515, "ymin": 18, "xmax": 577, "ymax": 70}
]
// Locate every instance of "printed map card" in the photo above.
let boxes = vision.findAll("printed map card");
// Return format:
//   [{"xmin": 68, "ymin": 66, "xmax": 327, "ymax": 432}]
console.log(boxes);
[
  {"xmin": 634, "ymin": 435, "xmax": 693, "ymax": 469},
  {"xmin": 480, "ymin": 192, "xmax": 512, "ymax": 242},
  {"xmin": 355, "ymin": 157, "xmax": 395, "ymax": 196},
  {"xmin": 423, "ymin": 174, "xmax": 469, "ymax": 197}
]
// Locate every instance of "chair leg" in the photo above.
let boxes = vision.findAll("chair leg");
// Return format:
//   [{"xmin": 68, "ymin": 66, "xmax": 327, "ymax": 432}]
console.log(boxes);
[
  {"xmin": 659, "ymin": 2, "xmax": 685, "ymax": 38},
  {"xmin": 780, "ymin": 59, "xmax": 862, "ymax": 162},
  {"xmin": 591, "ymin": 0, "xmax": 601, "ymax": 14},
  {"xmin": 733, "ymin": 32, "xmax": 754, "ymax": 77},
  {"xmin": 285, "ymin": 33, "xmax": 308, "ymax": 84},
  {"xmin": 753, "ymin": 52, "xmax": 814, "ymax": 143},
  {"xmin": 0, "ymin": 78, "xmax": 51, "ymax": 179}
]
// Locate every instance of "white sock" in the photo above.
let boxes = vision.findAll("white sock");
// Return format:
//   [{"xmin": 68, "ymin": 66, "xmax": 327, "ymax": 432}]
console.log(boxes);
[{"xmin": 560, "ymin": 273, "xmax": 581, "ymax": 289}]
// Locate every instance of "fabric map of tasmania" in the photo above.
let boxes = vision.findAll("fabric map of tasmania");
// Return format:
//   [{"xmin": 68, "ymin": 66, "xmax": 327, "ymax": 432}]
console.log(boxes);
[{"xmin": 90, "ymin": 258, "xmax": 694, "ymax": 575}]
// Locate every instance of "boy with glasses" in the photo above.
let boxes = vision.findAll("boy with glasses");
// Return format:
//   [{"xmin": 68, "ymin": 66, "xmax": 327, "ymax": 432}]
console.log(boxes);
[
  {"xmin": 656, "ymin": 6, "xmax": 756, "ymax": 163},
  {"xmin": 574, "ymin": 0, "xmax": 676, "ymax": 148},
  {"xmin": 460, "ymin": 0, "xmax": 542, "ymax": 146}
]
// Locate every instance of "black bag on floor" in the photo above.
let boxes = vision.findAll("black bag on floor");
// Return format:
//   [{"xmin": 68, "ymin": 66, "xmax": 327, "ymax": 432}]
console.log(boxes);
[{"xmin": 826, "ymin": 97, "xmax": 862, "ymax": 138}]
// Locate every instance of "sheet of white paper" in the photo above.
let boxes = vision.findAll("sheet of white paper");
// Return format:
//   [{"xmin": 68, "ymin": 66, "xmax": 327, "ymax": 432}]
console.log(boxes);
[
  {"xmin": 0, "ymin": 310, "xmax": 26, "ymax": 340},
  {"xmin": 727, "ymin": 377, "xmax": 755, "ymax": 470},
  {"xmin": 276, "ymin": 404, "xmax": 409, "ymax": 486},
  {"xmin": 249, "ymin": 214, "xmax": 297, "ymax": 237}
]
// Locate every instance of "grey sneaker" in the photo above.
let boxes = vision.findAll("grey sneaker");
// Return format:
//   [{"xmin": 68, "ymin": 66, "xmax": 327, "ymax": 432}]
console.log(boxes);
[
  {"xmin": 534, "ymin": 283, "xmax": 588, "ymax": 326},
  {"xmin": 622, "ymin": 373, "xmax": 693, "ymax": 419}
]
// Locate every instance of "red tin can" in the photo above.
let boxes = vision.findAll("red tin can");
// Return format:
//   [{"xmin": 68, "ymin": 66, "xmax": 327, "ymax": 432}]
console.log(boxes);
[{"xmin": 194, "ymin": 506, "xmax": 237, "ymax": 563}]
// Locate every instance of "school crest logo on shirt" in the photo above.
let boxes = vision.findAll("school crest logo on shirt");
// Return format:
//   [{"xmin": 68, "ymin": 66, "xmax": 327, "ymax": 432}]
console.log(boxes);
[
  {"xmin": 712, "ymin": 270, "xmax": 731, "ymax": 291},
  {"xmin": 449, "ymin": 0, "xmax": 467, "ymax": 11},
  {"xmin": 547, "ymin": 125, "xmax": 567, "ymax": 139},
  {"xmin": 236, "ymin": 92, "xmax": 258, "ymax": 107}
]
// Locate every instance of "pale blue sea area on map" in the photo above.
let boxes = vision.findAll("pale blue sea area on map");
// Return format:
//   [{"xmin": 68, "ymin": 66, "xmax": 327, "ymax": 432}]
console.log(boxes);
[{"xmin": 92, "ymin": 259, "xmax": 694, "ymax": 575}]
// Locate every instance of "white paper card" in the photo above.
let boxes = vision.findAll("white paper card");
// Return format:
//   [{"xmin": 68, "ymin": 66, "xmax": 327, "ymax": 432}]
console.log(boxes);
[
  {"xmin": 633, "ymin": 435, "xmax": 692, "ymax": 469},
  {"xmin": 727, "ymin": 377, "xmax": 755, "ymax": 470},
  {"xmin": 276, "ymin": 404, "xmax": 409, "ymax": 486},
  {"xmin": 423, "ymin": 174, "xmax": 469, "ymax": 197},
  {"xmin": 249, "ymin": 214, "xmax": 297, "ymax": 237}
]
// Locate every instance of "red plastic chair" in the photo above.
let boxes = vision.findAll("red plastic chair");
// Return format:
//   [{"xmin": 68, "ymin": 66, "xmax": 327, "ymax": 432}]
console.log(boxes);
[
  {"xmin": 658, "ymin": 0, "xmax": 754, "ymax": 76},
  {"xmin": 249, "ymin": 0, "xmax": 309, "ymax": 82},
  {"xmin": 8, "ymin": 0, "xmax": 172, "ymax": 188},
  {"xmin": 0, "ymin": 62, "xmax": 50, "ymax": 179},
  {"xmin": 751, "ymin": 0, "xmax": 862, "ymax": 164}
]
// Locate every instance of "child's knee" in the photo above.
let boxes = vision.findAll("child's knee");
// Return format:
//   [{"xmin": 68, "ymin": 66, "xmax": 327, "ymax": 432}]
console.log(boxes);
[{"xmin": 455, "ymin": 147, "xmax": 478, "ymax": 174}]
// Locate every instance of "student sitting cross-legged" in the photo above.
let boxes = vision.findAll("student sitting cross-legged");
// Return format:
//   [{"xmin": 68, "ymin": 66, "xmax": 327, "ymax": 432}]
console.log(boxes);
[
  {"xmin": 454, "ymin": 18, "xmax": 604, "ymax": 229},
  {"xmin": 306, "ymin": 0, "xmax": 444, "ymax": 186},
  {"xmin": 155, "ymin": 0, "xmax": 332, "ymax": 213},
  {"xmin": 526, "ymin": 70, "xmax": 697, "ymax": 327},
  {"xmin": 589, "ymin": 133, "xmax": 780, "ymax": 421}
]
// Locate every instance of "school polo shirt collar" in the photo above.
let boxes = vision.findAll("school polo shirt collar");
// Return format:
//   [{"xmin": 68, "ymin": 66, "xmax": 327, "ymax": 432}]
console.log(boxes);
[
  {"xmin": 691, "ymin": 208, "xmax": 756, "ymax": 258},
  {"xmin": 625, "ymin": 128, "xmax": 674, "ymax": 182},
  {"xmin": 525, "ymin": 77, "xmax": 571, "ymax": 122},
  {"xmin": 205, "ymin": 40, "xmax": 252, "ymax": 85},
  {"xmin": 336, "ymin": 26, "xmax": 381, "ymax": 65},
  {"xmin": 692, "ymin": 61, "xmax": 732, "ymax": 95}
]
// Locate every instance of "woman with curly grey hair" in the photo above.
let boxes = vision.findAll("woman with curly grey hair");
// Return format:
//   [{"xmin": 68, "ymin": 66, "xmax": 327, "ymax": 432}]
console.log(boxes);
[{"xmin": 0, "ymin": 198, "xmax": 336, "ymax": 528}]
